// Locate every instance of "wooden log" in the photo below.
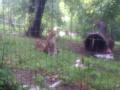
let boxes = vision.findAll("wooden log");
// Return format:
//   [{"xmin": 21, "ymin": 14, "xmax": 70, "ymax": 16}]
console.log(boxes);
[{"xmin": 84, "ymin": 32, "xmax": 114, "ymax": 54}]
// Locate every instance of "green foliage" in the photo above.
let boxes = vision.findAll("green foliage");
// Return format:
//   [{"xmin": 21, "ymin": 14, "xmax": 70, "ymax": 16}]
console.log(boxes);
[
  {"xmin": 0, "ymin": 35, "xmax": 16, "ymax": 64},
  {"xmin": 1, "ymin": 0, "xmax": 120, "ymax": 40},
  {"xmin": 65, "ymin": 0, "xmax": 120, "ymax": 40},
  {"xmin": 0, "ymin": 36, "xmax": 26, "ymax": 90},
  {"xmin": 35, "ymin": 75, "xmax": 46, "ymax": 88},
  {"xmin": 0, "ymin": 68, "xmax": 22, "ymax": 90},
  {"xmin": 24, "ymin": 0, "xmax": 35, "ymax": 31},
  {"xmin": 42, "ymin": 0, "xmax": 64, "ymax": 29}
]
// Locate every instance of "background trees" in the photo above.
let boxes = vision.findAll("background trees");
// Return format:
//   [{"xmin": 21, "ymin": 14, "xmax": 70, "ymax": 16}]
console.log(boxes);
[
  {"xmin": 0, "ymin": 0, "xmax": 120, "ymax": 40},
  {"xmin": 26, "ymin": 0, "xmax": 47, "ymax": 37},
  {"xmin": 65, "ymin": 0, "xmax": 120, "ymax": 39}
]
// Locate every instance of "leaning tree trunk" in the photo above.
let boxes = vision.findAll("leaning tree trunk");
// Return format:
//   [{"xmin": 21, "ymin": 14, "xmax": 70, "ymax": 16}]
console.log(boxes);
[{"xmin": 27, "ymin": 0, "xmax": 47, "ymax": 37}]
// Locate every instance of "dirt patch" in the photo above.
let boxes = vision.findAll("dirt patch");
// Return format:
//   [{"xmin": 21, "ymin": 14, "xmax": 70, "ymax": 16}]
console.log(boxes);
[
  {"xmin": 57, "ymin": 85, "xmax": 82, "ymax": 90},
  {"xmin": 12, "ymin": 69, "xmax": 86, "ymax": 90},
  {"xmin": 67, "ymin": 42, "xmax": 85, "ymax": 54},
  {"xmin": 12, "ymin": 69, "xmax": 47, "ymax": 85},
  {"xmin": 58, "ymin": 39, "xmax": 85, "ymax": 54}
]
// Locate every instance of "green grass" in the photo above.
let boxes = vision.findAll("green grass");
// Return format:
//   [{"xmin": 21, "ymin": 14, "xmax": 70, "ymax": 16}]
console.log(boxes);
[
  {"xmin": 0, "ymin": 23, "xmax": 26, "ymax": 35},
  {"xmin": 83, "ymin": 57, "xmax": 120, "ymax": 90},
  {"xmin": 0, "ymin": 33, "xmax": 120, "ymax": 90}
]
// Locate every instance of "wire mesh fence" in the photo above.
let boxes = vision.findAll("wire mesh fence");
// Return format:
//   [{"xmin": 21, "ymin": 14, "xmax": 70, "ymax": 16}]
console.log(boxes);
[{"xmin": 0, "ymin": 0, "xmax": 120, "ymax": 90}]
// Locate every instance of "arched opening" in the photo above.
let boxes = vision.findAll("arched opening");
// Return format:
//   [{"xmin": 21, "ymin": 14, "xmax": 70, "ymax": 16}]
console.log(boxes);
[{"xmin": 85, "ymin": 33, "xmax": 107, "ymax": 53}]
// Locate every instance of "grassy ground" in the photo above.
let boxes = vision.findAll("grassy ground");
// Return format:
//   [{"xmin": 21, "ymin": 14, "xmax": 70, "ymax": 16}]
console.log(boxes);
[{"xmin": 0, "ymin": 31, "xmax": 120, "ymax": 90}]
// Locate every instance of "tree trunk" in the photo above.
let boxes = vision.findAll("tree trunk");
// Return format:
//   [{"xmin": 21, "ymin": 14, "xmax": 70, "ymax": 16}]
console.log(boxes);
[{"xmin": 27, "ymin": 0, "xmax": 47, "ymax": 37}]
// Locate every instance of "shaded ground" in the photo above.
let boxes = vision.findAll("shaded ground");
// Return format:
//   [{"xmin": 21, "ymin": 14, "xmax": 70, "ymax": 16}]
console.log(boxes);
[
  {"xmin": 58, "ymin": 39, "xmax": 86, "ymax": 55},
  {"xmin": 65, "ymin": 41, "xmax": 85, "ymax": 54},
  {"xmin": 12, "ymin": 69, "xmax": 84, "ymax": 90},
  {"xmin": 57, "ymin": 85, "xmax": 83, "ymax": 90},
  {"xmin": 13, "ymin": 69, "xmax": 46, "ymax": 85}
]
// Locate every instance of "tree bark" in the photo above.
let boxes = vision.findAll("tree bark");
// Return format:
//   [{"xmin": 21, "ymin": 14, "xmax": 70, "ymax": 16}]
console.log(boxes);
[{"xmin": 27, "ymin": 0, "xmax": 47, "ymax": 37}]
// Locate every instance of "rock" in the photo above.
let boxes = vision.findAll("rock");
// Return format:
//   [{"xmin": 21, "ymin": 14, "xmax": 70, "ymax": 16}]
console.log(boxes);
[
  {"xmin": 49, "ymin": 80, "xmax": 63, "ymax": 88},
  {"xmin": 75, "ymin": 59, "xmax": 84, "ymax": 68}
]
